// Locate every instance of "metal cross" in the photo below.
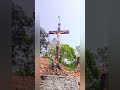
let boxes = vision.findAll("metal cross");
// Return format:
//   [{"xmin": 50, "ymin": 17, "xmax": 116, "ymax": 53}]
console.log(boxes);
[{"xmin": 49, "ymin": 16, "xmax": 69, "ymax": 62}]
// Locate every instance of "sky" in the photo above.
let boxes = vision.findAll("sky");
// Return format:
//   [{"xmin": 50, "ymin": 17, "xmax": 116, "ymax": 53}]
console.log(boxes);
[
  {"xmin": 13, "ymin": 0, "xmax": 84, "ymax": 49},
  {"xmin": 13, "ymin": 0, "xmax": 108, "ymax": 51},
  {"xmin": 39, "ymin": 0, "xmax": 81, "ymax": 49}
]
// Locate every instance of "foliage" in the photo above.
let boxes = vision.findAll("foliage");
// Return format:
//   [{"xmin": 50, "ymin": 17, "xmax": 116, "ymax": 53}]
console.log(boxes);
[
  {"xmin": 47, "ymin": 42, "xmax": 77, "ymax": 69},
  {"xmin": 96, "ymin": 46, "xmax": 108, "ymax": 89},
  {"xmin": 47, "ymin": 38, "xmax": 56, "ymax": 57},
  {"xmin": 40, "ymin": 27, "xmax": 49, "ymax": 54},
  {"xmin": 12, "ymin": 2, "xmax": 34, "ymax": 77},
  {"xmin": 75, "ymin": 45, "xmax": 80, "ymax": 54},
  {"xmin": 59, "ymin": 44, "xmax": 76, "ymax": 69},
  {"xmin": 62, "ymin": 60, "xmax": 76, "ymax": 71},
  {"xmin": 85, "ymin": 49, "xmax": 100, "ymax": 90},
  {"xmin": 96, "ymin": 46, "xmax": 108, "ymax": 64}
]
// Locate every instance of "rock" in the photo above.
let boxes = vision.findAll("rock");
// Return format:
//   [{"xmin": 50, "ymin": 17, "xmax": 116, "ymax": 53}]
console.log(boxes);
[{"xmin": 40, "ymin": 76, "xmax": 78, "ymax": 90}]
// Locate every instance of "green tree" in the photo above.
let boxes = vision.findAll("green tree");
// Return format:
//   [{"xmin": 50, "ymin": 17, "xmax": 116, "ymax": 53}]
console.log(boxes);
[
  {"xmin": 59, "ymin": 44, "xmax": 76, "ymax": 69},
  {"xmin": 85, "ymin": 49, "xmax": 100, "ymax": 90}
]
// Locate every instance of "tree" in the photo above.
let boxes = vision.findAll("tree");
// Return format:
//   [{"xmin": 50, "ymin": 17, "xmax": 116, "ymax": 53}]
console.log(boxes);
[
  {"xmin": 85, "ymin": 49, "xmax": 100, "ymax": 90},
  {"xmin": 12, "ymin": 2, "xmax": 34, "ymax": 77},
  {"xmin": 40, "ymin": 27, "xmax": 49, "ymax": 54},
  {"xmin": 96, "ymin": 46, "xmax": 108, "ymax": 90},
  {"xmin": 47, "ymin": 38, "xmax": 56, "ymax": 57},
  {"xmin": 59, "ymin": 44, "xmax": 76, "ymax": 69},
  {"xmin": 75, "ymin": 45, "xmax": 80, "ymax": 54},
  {"xmin": 96, "ymin": 46, "xmax": 108, "ymax": 65}
]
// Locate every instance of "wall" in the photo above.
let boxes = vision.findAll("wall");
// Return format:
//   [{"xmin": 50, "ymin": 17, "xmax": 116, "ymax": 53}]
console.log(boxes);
[{"xmin": 40, "ymin": 75, "xmax": 79, "ymax": 90}]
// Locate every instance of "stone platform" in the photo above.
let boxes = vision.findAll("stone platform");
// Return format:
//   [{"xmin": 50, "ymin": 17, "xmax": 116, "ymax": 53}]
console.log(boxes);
[{"xmin": 40, "ymin": 75, "xmax": 79, "ymax": 90}]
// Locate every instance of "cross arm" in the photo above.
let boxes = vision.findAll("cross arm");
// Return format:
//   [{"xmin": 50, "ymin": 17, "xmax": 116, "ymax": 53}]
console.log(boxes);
[
  {"xmin": 49, "ymin": 30, "xmax": 69, "ymax": 34},
  {"xmin": 49, "ymin": 31, "xmax": 58, "ymax": 34},
  {"xmin": 59, "ymin": 30, "xmax": 69, "ymax": 34}
]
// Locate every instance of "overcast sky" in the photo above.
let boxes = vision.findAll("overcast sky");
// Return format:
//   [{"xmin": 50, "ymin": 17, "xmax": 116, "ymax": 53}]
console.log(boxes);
[
  {"xmin": 39, "ymin": 0, "xmax": 81, "ymax": 49},
  {"xmin": 13, "ymin": 0, "xmax": 84, "ymax": 49},
  {"xmin": 13, "ymin": 0, "xmax": 109, "ymax": 51}
]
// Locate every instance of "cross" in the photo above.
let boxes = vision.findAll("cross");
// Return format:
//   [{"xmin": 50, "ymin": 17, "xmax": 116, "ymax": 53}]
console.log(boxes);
[{"xmin": 49, "ymin": 16, "xmax": 69, "ymax": 62}]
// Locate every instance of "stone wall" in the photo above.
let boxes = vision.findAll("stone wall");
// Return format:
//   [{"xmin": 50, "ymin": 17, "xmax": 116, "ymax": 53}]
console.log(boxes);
[{"xmin": 40, "ymin": 75, "xmax": 79, "ymax": 90}]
